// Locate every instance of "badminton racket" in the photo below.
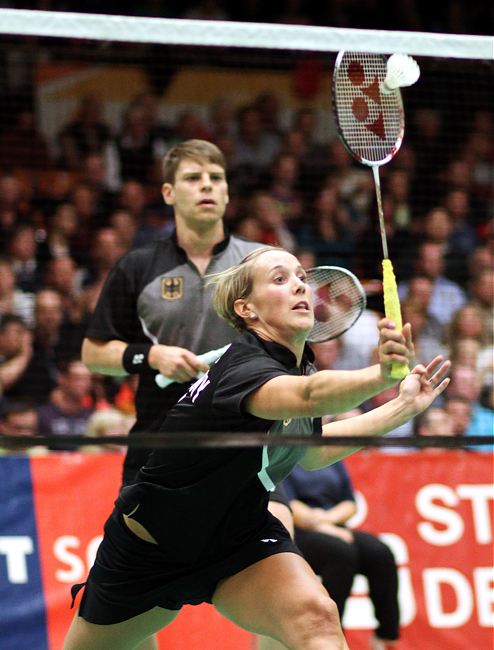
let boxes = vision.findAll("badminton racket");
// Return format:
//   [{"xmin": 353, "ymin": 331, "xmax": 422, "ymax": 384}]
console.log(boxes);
[
  {"xmin": 332, "ymin": 51, "xmax": 420, "ymax": 379},
  {"xmin": 155, "ymin": 265, "xmax": 366, "ymax": 388}
]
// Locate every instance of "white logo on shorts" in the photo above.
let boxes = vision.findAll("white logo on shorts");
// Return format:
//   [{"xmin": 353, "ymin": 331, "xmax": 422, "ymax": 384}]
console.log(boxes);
[{"xmin": 260, "ymin": 538, "xmax": 278, "ymax": 543}]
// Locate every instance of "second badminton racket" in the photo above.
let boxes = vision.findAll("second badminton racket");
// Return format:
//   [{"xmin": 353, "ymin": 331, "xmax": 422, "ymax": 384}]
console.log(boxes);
[{"xmin": 155, "ymin": 265, "xmax": 366, "ymax": 388}]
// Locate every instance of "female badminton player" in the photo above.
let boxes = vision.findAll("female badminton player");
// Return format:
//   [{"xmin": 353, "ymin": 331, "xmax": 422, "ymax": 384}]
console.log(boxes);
[{"xmin": 64, "ymin": 246, "xmax": 449, "ymax": 650}]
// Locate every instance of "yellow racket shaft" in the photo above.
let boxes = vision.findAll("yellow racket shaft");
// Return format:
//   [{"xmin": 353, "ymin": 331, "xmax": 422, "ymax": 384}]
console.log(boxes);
[{"xmin": 382, "ymin": 259, "xmax": 409, "ymax": 379}]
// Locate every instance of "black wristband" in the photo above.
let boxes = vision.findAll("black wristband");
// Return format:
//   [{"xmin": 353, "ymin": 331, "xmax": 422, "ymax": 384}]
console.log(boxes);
[{"xmin": 122, "ymin": 343, "xmax": 152, "ymax": 374}]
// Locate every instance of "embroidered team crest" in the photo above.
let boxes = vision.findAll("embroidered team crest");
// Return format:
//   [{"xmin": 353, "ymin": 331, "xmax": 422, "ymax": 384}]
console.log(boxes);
[{"xmin": 161, "ymin": 276, "xmax": 184, "ymax": 300}]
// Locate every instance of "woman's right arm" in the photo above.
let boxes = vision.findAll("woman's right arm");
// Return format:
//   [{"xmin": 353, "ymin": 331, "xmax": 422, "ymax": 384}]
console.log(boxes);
[{"xmin": 245, "ymin": 320, "xmax": 414, "ymax": 419}]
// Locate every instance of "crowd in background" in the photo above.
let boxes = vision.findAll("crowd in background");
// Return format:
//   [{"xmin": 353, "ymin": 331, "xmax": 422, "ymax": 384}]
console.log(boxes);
[{"xmin": 0, "ymin": 2, "xmax": 492, "ymax": 454}]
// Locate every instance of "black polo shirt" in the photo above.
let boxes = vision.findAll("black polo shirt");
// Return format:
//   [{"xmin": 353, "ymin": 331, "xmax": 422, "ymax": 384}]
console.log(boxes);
[{"xmin": 85, "ymin": 230, "xmax": 261, "ymax": 479}]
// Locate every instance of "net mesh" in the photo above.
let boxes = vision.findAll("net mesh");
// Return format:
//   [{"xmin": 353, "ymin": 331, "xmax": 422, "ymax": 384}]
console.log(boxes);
[{"xmin": 0, "ymin": 9, "xmax": 492, "ymax": 433}]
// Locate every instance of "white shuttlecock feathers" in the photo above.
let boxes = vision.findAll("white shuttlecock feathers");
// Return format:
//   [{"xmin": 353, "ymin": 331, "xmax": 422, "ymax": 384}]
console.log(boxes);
[{"xmin": 382, "ymin": 54, "xmax": 420, "ymax": 93}]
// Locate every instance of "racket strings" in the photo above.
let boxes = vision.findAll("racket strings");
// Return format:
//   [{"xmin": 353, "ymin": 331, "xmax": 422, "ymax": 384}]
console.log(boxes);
[
  {"xmin": 306, "ymin": 267, "xmax": 366, "ymax": 343},
  {"xmin": 334, "ymin": 52, "xmax": 404, "ymax": 164}
]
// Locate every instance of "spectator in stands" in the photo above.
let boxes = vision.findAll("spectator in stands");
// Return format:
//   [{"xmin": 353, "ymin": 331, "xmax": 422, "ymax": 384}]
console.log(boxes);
[
  {"xmin": 0, "ymin": 174, "xmax": 32, "ymax": 247},
  {"xmin": 84, "ymin": 407, "xmax": 134, "ymax": 454},
  {"xmin": 116, "ymin": 104, "xmax": 160, "ymax": 185},
  {"xmin": 254, "ymin": 91, "xmax": 284, "ymax": 140},
  {"xmin": 419, "ymin": 205, "xmax": 467, "ymax": 288},
  {"xmin": 5, "ymin": 289, "xmax": 84, "ymax": 405},
  {"xmin": 449, "ymin": 336, "xmax": 482, "ymax": 372},
  {"xmin": 0, "ymin": 313, "xmax": 32, "ymax": 401},
  {"xmin": 32, "ymin": 169, "xmax": 79, "ymax": 221},
  {"xmin": 296, "ymin": 183, "xmax": 355, "ymax": 269},
  {"xmin": 0, "ymin": 108, "xmax": 50, "ymax": 171},
  {"xmin": 79, "ymin": 228, "xmax": 127, "ymax": 317},
  {"xmin": 247, "ymin": 191, "xmax": 297, "ymax": 252},
  {"xmin": 0, "ymin": 255, "xmax": 35, "ymax": 328},
  {"xmin": 468, "ymin": 269, "xmax": 494, "ymax": 345},
  {"xmin": 444, "ymin": 397, "xmax": 473, "ymax": 436},
  {"xmin": 416, "ymin": 406, "xmax": 455, "ymax": 438},
  {"xmin": 446, "ymin": 364, "xmax": 494, "ymax": 450},
  {"xmin": 384, "ymin": 168, "xmax": 413, "ymax": 232},
  {"xmin": 43, "ymin": 256, "xmax": 84, "ymax": 325},
  {"xmin": 291, "ymin": 107, "xmax": 321, "ymax": 154},
  {"xmin": 79, "ymin": 152, "xmax": 117, "ymax": 212},
  {"xmin": 231, "ymin": 104, "xmax": 282, "ymax": 190},
  {"xmin": 36, "ymin": 202, "xmax": 80, "ymax": 269},
  {"xmin": 264, "ymin": 152, "xmax": 304, "ymax": 230},
  {"xmin": 56, "ymin": 94, "xmax": 113, "ymax": 170},
  {"xmin": 108, "ymin": 209, "xmax": 138, "ymax": 253},
  {"xmin": 173, "ymin": 108, "xmax": 212, "ymax": 143},
  {"xmin": 442, "ymin": 187, "xmax": 480, "ymax": 256},
  {"xmin": 400, "ymin": 292, "xmax": 446, "ymax": 366},
  {"xmin": 6, "ymin": 222, "xmax": 41, "ymax": 292},
  {"xmin": 207, "ymin": 97, "xmax": 237, "ymax": 141},
  {"xmin": 37, "ymin": 358, "xmax": 94, "ymax": 450},
  {"xmin": 283, "ymin": 456, "xmax": 401, "ymax": 650},
  {"xmin": 0, "ymin": 400, "xmax": 43, "ymax": 455},
  {"xmin": 116, "ymin": 179, "xmax": 168, "ymax": 247},
  {"xmin": 69, "ymin": 181, "xmax": 104, "ymax": 264},
  {"xmin": 398, "ymin": 241, "xmax": 466, "ymax": 327}
]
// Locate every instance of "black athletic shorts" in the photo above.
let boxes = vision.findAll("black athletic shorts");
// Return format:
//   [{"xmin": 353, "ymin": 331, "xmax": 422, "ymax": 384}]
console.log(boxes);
[{"xmin": 72, "ymin": 506, "xmax": 302, "ymax": 625}]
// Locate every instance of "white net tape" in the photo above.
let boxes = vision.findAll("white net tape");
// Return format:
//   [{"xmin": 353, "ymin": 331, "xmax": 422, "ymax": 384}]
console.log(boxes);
[{"xmin": 0, "ymin": 8, "xmax": 492, "ymax": 59}]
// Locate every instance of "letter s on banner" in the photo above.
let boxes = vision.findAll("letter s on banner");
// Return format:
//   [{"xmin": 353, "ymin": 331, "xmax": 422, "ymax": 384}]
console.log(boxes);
[{"xmin": 416, "ymin": 484, "xmax": 464, "ymax": 546}]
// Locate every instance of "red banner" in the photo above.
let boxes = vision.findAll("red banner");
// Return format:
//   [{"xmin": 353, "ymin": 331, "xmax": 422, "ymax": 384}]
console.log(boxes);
[
  {"xmin": 344, "ymin": 451, "xmax": 493, "ymax": 649},
  {"xmin": 5, "ymin": 450, "xmax": 491, "ymax": 649}
]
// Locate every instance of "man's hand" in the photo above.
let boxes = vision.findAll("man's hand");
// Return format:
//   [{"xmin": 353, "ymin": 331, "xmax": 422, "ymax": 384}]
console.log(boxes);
[{"xmin": 148, "ymin": 344, "xmax": 209, "ymax": 383}]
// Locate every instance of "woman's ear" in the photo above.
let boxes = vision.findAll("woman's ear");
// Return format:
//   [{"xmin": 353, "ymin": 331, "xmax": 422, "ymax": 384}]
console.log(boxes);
[{"xmin": 234, "ymin": 299, "xmax": 253, "ymax": 323}]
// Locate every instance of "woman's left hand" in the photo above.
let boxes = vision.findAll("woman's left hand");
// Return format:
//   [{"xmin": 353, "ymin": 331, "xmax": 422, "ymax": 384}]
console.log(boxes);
[{"xmin": 398, "ymin": 356, "xmax": 451, "ymax": 416}]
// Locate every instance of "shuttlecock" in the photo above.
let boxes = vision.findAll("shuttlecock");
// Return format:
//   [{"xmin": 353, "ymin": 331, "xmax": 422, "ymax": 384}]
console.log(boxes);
[{"xmin": 381, "ymin": 53, "xmax": 420, "ymax": 94}]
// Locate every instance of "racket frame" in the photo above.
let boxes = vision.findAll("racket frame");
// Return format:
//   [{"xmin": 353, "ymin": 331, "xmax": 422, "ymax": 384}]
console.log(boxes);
[{"xmin": 305, "ymin": 265, "xmax": 366, "ymax": 343}]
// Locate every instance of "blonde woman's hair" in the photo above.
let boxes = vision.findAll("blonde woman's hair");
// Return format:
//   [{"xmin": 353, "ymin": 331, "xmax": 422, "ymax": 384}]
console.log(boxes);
[{"xmin": 208, "ymin": 245, "xmax": 283, "ymax": 330}]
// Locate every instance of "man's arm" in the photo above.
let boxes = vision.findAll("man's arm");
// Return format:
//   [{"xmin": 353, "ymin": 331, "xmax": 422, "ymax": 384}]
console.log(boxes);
[
  {"xmin": 82, "ymin": 337, "xmax": 210, "ymax": 382},
  {"xmin": 81, "ymin": 338, "xmax": 128, "ymax": 376}
]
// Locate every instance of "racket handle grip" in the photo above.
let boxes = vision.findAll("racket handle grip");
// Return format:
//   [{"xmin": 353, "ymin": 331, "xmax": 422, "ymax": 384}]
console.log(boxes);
[
  {"xmin": 382, "ymin": 259, "xmax": 410, "ymax": 380},
  {"xmin": 155, "ymin": 344, "xmax": 231, "ymax": 389}
]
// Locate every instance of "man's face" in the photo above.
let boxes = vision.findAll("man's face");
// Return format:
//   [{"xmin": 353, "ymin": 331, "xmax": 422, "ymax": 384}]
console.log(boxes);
[{"xmin": 162, "ymin": 159, "xmax": 229, "ymax": 229}]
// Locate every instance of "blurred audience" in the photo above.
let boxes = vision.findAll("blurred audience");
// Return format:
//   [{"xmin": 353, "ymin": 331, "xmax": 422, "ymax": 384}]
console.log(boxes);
[
  {"xmin": 37, "ymin": 357, "xmax": 94, "ymax": 450},
  {"xmin": 0, "ymin": 400, "xmax": 44, "ymax": 455},
  {"xmin": 0, "ymin": 30, "xmax": 490, "ymax": 452}
]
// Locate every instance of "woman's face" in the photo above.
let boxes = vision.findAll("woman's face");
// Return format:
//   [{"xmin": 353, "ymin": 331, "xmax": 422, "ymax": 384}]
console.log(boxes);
[{"xmin": 241, "ymin": 250, "xmax": 314, "ymax": 345}]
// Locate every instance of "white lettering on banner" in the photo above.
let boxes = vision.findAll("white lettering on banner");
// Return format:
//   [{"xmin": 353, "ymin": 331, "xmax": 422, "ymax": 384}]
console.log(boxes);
[
  {"xmin": 456, "ymin": 485, "xmax": 494, "ymax": 544},
  {"xmin": 416, "ymin": 484, "xmax": 463, "ymax": 545},
  {"xmin": 473, "ymin": 567, "xmax": 494, "ymax": 627},
  {"xmin": 0, "ymin": 536, "xmax": 33, "ymax": 583},
  {"xmin": 416, "ymin": 483, "xmax": 494, "ymax": 546},
  {"xmin": 423, "ymin": 568, "xmax": 473, "ymax": 627},
  {"xmin": 54, "ymin": 535, "xmax": 103, "ymax": 582}
]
